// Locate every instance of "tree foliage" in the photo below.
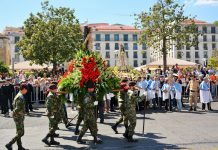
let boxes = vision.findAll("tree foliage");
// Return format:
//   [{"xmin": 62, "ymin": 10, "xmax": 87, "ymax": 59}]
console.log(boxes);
[
  {"xmin": 135, "ymin": 0, "xmax": 199, "ymax": 71},
  {"xmin": 17, "ymin": 1, "xmax": 83, "ymax": 69},
  {"xmin": 208, "ymin": 49, "xmax": 218, "ymax": 68},
  {"xmin": 0, "ymin": 61, "xmax": 9, "ymax": 73},
  {"xmin": 214, "ymin": 20, "xmax": 218, "ymax": 26}
]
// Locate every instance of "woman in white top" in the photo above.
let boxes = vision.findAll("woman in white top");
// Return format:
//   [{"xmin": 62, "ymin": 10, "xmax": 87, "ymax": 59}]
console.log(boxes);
[{"xmin": 162, "ymin": 78, "xmax": 171, "ymax": 111}]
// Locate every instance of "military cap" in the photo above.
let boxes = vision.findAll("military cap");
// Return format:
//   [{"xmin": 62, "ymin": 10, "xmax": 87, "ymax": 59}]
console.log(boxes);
[
  {"xmin": 49, "ymin": 84, "xmax": 57, "ymax": 90},
  {"xmin": 86, "ymin": 80, "xmax": 95, "ymax": 88},
  {"xmin": 129, "ymin": 81, "xmax": 136, "ymax": 86}
]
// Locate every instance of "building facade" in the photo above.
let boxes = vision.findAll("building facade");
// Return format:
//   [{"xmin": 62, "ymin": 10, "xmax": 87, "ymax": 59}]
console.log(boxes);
[
  {"xmin": 88, "ymin": 23, "xmax": 150, "ymax": 67},
  {"xmin": 150, "ymin": 20, "xmax": 218, "ymax": 66},
  {"xmin": 0, "ymin": 34, "xmax": 11, "ymax": 65},
  {"xmin": 3, "ymin": 27, "xmax": 24, "ymax": 64}
]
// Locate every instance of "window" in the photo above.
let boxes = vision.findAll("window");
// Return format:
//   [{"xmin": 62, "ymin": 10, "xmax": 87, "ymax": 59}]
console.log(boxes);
[
  {"xmin": 212, "ymin": 43, "xmax": 216, "ymax": 49},
  {"xmin": 105, "ymin": 43, "xmax": 110, "ymax": 50},
  {"xmin": 105, "ymin": 34, "xmax": 110, "ymax": 41},
  {"xmin": 203, "ymin": 35, "xmax": 207, "ymax": 42},
  {"xmin": 95, "ymin": 43, "xmax": 101, "ymax": 50},
  {"xmin": 123, "ymin": 34, "xmax": 128, "ymax": 41},
  {"xmin": 195, "ymin": 60, "xmax": 199, "ymax": 64},
  {"xmin": 15, "ymin": 53, "xmax": 20, "ymax": 62},
  {"xmin": 134, "ymin": 60, "xmax": 138, "ymax": 67},
  {"xmin": 126, "ymin": 52, "xmax": 129, "ymax": 58},
  {"xmin": 142, "ymin": 52, "xmax": 147, "ymax": 58},
  {"xmin": 133, "ymin": 52, "xmax": 138, "ymax": 58},
  {"xmin": 142, "ymin": 60, "xmax": 147, "ymax": 65},
  {"xmin": 95, "ymin": 34, "xmax": 101, "ymax": 41},
  {"xmin": 195, "ymin": 44, "xmax": 199, "ymax": 50},
  {"xmin": 133, "ymin": 43, "xmax": 138, "ymax": 50},
  {"xmin": 203, "ymin": 43, "xmax": 208, "ymax": 50},
  {"xmin": 212, "ymin": 35, "xmax": 216, "ymax": 42},
  {"xmin": 15, "ymin": 45, "xmax": 20, "ymax": 52},
  {"xmin": 124, "ymin": 43, "xmax": 128, "ymax": 50},
  {"xmin": 195, "ymin": 52, "xmax": 199, "ymax": 58},
  {"xmin": 115, "ymin": 43, "xmax": 119, "ymax": 50},
  {"xmin": 203, "ymin": 26, "xmax": 207, "ymax": 33},
  {"xmin": 177, "ymin": 51, "xmax": 182, "ymax": 59},
  {"xmin": 105, "ymin": 52, "xmax": 110, "ymax": 58},
  {"xmin": 0, "ymin": 39, "xmax": 3, "ymax": 48},
  {"xmin": 15, "ymin": 36, "xmax": 20, "ymax": 43},
  {"xmin": 133, "ymin": 34, "xmax": 138, "ymax": 41},
  {"xmin": 211, "ymin": 26, "xmax": 216, "ymax": 33},
  {"xmin": 106, "ymin": 60, "xmax": 110, "ymax": 67},
  {"xmin": 186, "ymin": 51, "xmax": 190, "ymax": 58},
  {"xmin": 142, "ymin": 43, "xmax": 146, "ymax": 50},
  {"xmin": 114, "ymin": 34, "xmax": 119, "ymax": 41},
  {"xmin": 186, "ymin": 45, "xmax": 190, "ymax": 50},
  {"xmin": 204, "ymin": 51, "xmax": 208, "ymax": 58}
]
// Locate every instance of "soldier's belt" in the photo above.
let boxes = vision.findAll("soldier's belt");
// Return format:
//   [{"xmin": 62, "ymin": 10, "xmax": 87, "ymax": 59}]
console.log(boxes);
[{"xmin": 190, "ymin": 90, "xmax": 197, "ymax": 92}]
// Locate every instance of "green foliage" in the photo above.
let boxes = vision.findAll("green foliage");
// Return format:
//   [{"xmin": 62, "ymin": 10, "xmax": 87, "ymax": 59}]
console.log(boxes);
[
  {"xmin": 17, "ymin": 1, "xmax": 83, "ymax": 69},
  {"xmin": 135, "ymin": 0, "xmax": 199, "ymax": 71},
  {"xmin": 214, "ymin": 21, "xmax": 218, "ymax": 26},
  {"xmin": 208, "ymin": 49, "xmax": 218, "ymax": 68},
  {"xmin": 0, "ymin": 61, "xmax": 9, "ymax": 73}
]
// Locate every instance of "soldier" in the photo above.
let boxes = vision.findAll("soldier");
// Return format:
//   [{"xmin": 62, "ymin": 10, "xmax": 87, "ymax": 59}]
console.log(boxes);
[
  {"xmin": 111, "ymin": 79, "xmax": 129, "ymax": 134},
  {"xmin": 76, "ymin": 80, "xmax": 102, "ymax": 144},
  {"xmin": 5, "ymin": 84, "xmax": 28, "ymax": 150},
  {"xmin": 42, "ymin": 84, "xmax": 60, "ymax": 146},
  {"xmin": 186, "ymin": 75, "xmax": 199, "ymax": 111},
  {"xmin": 125, "ymin": 81, "xmax": 138, "ymax": 142},
  {"xmin": 74, "ymin": 92, "xmax": 84, "ymax": 135}
]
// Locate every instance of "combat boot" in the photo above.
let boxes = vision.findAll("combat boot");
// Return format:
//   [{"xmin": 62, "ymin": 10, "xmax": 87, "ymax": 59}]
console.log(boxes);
[
  {"xmin": 74, "ymin": 126, "xmax": 80, "ymax": 135},
  {"xmin": 111, "ymin": 123, "xmax": 118, "ymax": 134},
  {"xmin": 5, "ymin": 143, "xmax": 12, "ymax": 150},
  {"xmin": 127, "ymin": 136, "xmax": 138, "ymax": 143},
  {"xmin": 53, "ymin": 133, "xmax": 59, "ymax": 137},
  {"xmin": 42, "ymin": 134, "xmax": 51, "ymax": 146},
  {"xmin": 18, "ymin": 145, "xmax": 28, "ymax": 150},
  {"xmin": 76, "ymin": 135, "xmax": 86, "ymax": 144},
  {"xmin": 123, "ymin": 130, "xmax": 128, "ymax": 139},
  {"xmin": 50, "ymin": 136, "xmax": 60, "ymax": 145},
  {"xmin": 93, "ymin": 136, "xmax": 103, "ymax": 144}
]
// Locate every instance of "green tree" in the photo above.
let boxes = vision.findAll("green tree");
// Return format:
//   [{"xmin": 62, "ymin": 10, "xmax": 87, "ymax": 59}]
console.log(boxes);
[
  {"xmin": 0, "ymin": 61, "xmax": 9, "ymax": 73},
  {"xmin": 17, "ymin": 1, "xmax": 83, "ymax": 70},
  {"xmin": 214, "ymin": 20, "xmax": 218, "ymax": 26},
  {"xmin": 208, "ymin": 49, "xmax": 218, "ymax": 68},
  {"xmin": 135, "ymin": 0, "xmax": 199, "ymax": 72}
]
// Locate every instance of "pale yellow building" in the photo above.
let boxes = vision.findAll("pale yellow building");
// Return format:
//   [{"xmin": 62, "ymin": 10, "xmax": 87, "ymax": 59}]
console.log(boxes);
[{"xmin": 0, "ymin": 33, "xmax": 11, "ymax": 65}]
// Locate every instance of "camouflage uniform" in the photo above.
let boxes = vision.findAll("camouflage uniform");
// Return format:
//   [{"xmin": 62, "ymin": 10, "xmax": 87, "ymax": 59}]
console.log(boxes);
[
  {"xmin": 42, "ymin": 92, "xmax": 60, "ymax": 145},
  {"xmin": 111, "ymin": 90, "xmax": 128, "ymax": 134},
  {"xmin": 77, "ymin": 92, "xmax": 100, "ymax": 144},
  {"xmin": 79, "ymin": 92, "xmax": 97, "ymax": 136},
  {"xmin": 125, "ymin": 90, "xmax": 137, "ymax": 138},
  {"xmin": 7, "ymin": 92, "xmax": 26, "ymax": 148},
  {"xmin": 74, "ymin": 93, "xmax": 85, "ymax": 135},
  {"xmin": 46, "ymin": 92, "xmax": 60, "ymax": 136}
]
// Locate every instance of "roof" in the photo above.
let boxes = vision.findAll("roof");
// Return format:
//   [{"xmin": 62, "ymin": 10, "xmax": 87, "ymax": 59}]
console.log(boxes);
[
  {"xmin": 87, "ymin": 23, "xmax": 139, "ymax": 32},
  {"xmin": 9, "ymin": 61, "xmax": 52, "ymax": 70},
  {"xmin": 182, "ymin": 19, "xmax": 210, "ymax": 25},
  {"xmin": 135, "ymin": 58, "xmax": 197, "ymax": 70}
]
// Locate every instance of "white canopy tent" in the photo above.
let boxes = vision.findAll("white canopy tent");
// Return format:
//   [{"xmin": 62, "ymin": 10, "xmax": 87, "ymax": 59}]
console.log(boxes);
[
  {"xmin": 9, "ymin": 61, "xmax": 52, "ymax": 70},
  {"xmin": 135, "ymin": 58, "xmax": 197, "ymax": 70}
]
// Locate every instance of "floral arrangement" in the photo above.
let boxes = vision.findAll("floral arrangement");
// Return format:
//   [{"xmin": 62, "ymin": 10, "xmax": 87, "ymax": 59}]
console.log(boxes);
[{"xmin": 58, "ymin": 50, "xmax": 120, "ymax": 101}]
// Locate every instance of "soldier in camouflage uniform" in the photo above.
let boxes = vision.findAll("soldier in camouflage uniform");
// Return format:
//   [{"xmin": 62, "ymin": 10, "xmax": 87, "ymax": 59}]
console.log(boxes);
[
  {"xmin": 42, "ymin": 84, "xmax": 60, "ymax": 146},
  {"xmin": 76, "ymin": 80, "xmax": 102, "ymax": 144},
  {"xmin": 125, "ymin": 81, "xmax": 138, "ymax": 142},
  {"xmin": 5, "ymin": 84, "xmax": 28, "ymax": 150},
  {"xmin": 73, "ymin": 91, "xmax": 85, "ymax": 135},
  {"xmin": 111, "ymin": 79, "xmax": 129, "ymax": 134}
]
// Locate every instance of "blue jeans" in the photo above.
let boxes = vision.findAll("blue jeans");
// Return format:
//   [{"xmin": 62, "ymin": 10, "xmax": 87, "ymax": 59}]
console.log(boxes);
[{"xmin": 176, "ymin": 99, "xmax": 182, "ymax": 111}]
